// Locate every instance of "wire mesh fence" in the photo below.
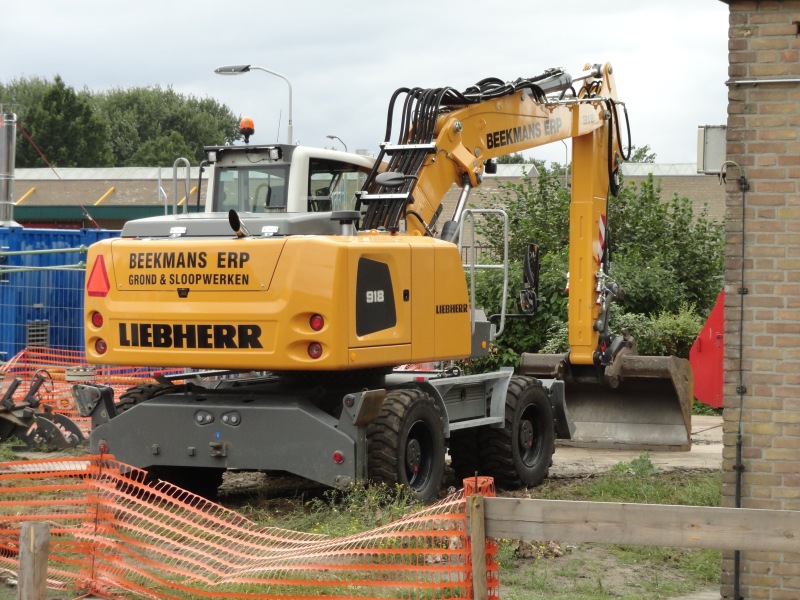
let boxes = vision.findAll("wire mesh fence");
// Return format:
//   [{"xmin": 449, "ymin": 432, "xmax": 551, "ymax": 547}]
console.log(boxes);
[{"xmin": 0, "ymin": 227, "xmax": 119, "ymax": 362}]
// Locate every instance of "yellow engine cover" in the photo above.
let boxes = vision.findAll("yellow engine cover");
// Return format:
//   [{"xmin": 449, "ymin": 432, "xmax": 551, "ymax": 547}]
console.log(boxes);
[{"xmin": 84, "ymin": 234, "xmax": 472, "ymax": 371}]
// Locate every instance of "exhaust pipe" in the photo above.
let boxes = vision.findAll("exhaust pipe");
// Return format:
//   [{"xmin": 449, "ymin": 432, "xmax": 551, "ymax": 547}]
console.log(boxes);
[{"xmin": 0, "ymin": 112, "xmax": 19, "ymax": 227}]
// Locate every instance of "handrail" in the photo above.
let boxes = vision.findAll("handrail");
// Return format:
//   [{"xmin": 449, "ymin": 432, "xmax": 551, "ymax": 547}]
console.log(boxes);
[
  {"xmin": 172, "ymin": 158, "xmax": 191, "ymax": 215},
  {"xmin": 457, "ymin": 208, "xmax": 509, "ymax": 339},
  {"xmin": 0, "ymin": 245, "xmax": 88, "ymax": 257}
]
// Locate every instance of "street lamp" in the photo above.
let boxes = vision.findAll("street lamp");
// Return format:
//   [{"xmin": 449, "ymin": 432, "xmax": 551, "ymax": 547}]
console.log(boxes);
[
  {"xmin": 215, "ymin": 64, "xmax": 293, "ymax": 145},
  {"xmin": 326, "ymin": 135, "xmax": 348, "ymax": 152},
  {"xmin": 560, "ymin": 139, "xmax": 570, "ymax": 188}
]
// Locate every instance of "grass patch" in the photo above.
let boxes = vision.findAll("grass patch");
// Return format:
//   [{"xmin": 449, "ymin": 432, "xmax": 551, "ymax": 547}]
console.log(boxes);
[
  {"xmin": 693, "ymin": 399, "xmax": 723, "ymax": 416},
  {"xmin": 494, "ymin": 454, "xmax": 722, "ymax": 599},
  {"xmin": 0, "ymin": 438, "xmax": 19, "ymax": 461},
  {"xmin": 524, "ymin": 452, "xmax": 722, "ymax": 507},
  {"xmin": 232, "ymin": 481, "xmax": 422, "ymax": 537}
]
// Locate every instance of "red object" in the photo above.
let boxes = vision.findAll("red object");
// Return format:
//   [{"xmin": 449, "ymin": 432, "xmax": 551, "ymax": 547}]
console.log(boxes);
[
  {"xmin": 309, "ymin": 314, "xmax": 324, "ymax": 332},
  {"xmin": 90, "ymin": 312, "xmax": 104, "ymax": 328},
  {"xmin": 690, "ymin": 290, "xmax": 725, "ymax": 408},
  {"xmin": 86, "ymin": 256, "xmax": 110, "ymax": 297}
]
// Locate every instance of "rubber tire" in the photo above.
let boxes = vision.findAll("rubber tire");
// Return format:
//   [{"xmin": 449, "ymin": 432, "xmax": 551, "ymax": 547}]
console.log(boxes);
[
  {"xmin": 448, "ymin": 427, "xmax": 485, "ymax": 483},
  {"xmin": 367, "ymin": 388, "xmax": 446, "ymax": 502},
  {"xmin": 479, "ymin": 376, "xmax": 555, "ymax": 488},
  {"xmin": 115, "ymin": 384, "xmax": 173, "ymax": 412}
]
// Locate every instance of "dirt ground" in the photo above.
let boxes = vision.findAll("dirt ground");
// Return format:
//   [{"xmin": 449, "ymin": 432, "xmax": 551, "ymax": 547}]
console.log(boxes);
[
  {"xmin": 550, "ymin": 414, "xmax": 723, "ymax": 478},
  {"xmin": 500, "ymin": 414, "xmax": 724, "ymax": 600}
]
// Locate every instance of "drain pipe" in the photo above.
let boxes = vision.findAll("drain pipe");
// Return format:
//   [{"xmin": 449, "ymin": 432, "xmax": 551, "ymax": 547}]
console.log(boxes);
[
  {"xmin": 0, "ymin": 112, "xmax": 19, "ymax": 227},
  {"xmin": 721, "ymin": 161, "xmax": 748, "ymax": 600}
]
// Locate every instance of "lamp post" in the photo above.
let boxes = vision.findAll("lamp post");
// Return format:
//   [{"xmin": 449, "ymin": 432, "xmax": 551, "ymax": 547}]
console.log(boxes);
[
  {"xmin": 325, "ymin": 135, "xmax": 348, "ymax": 152},
  {"xmin": 215, "ymin": 64, "xmax": 293, "ymax": 145}
]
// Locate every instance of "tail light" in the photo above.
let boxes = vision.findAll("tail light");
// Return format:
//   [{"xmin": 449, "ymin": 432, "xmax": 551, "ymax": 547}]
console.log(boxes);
[
  {"xmin": 90, "ymin": 311, "xmax": 104, "ymax": 328},
  {"xmin": 307, "ymin": 342, "xmax": 323, "ymax": 359},
  {"xmin": 309, "ymin": 314, "xmax": 324, "ymax": 331},
  {"xmin": 332, "ymin": 451, "xmax": 345, "ymax": 464},
  {"xmin": 95, "ymin": 339, "xmax": 108, "ymax": 355}
]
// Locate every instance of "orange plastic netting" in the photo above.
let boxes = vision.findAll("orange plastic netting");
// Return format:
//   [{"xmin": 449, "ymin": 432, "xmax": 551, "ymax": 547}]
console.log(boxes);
[
  {"xmin": 0, "ymin": 456, "xmax": 498, "ymax": 599},
  {"xmin": 0, "ymin": 347, "xmax": 185, "ymax": 433}
]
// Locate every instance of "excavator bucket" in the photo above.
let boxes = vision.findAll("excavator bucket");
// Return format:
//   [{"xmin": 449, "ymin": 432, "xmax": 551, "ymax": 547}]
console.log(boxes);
[{"xmin": 521, "ymin": 353, "xmax": 693, "ymax": 451}]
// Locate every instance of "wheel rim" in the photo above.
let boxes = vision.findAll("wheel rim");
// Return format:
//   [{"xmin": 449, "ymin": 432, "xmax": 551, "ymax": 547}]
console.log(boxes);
[
  {"xmin": 518, "ymin": 404, "xmax": 544, "ymax": 467},
  {"xmin": 405, "ymin": 420, "xmax": 434, "ymax": 490}
]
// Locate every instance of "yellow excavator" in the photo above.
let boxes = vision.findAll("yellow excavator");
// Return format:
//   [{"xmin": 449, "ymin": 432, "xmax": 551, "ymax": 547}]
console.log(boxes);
[{"xmin": 76, "ymin": 63, "xmax": 692, "ymax": 501}]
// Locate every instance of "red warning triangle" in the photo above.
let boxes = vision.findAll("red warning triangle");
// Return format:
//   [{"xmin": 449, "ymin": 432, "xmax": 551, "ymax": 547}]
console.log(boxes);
[{"xmin": 86, "ymin": 255, "xmax": 110, "ymax": 297}]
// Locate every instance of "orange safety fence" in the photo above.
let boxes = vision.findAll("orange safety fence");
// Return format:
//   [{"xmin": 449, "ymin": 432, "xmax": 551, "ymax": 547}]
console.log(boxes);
[
  {"xmin": 0, "ymin": 455, "xmax": 499, "ymax": 599},
  {"xmin": 0, "ymin": 347, "xmax": 186, "ymax": 433}
]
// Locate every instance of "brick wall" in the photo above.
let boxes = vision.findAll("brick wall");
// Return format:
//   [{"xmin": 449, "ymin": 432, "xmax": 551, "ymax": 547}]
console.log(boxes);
[
  {"xmin": 722, "ymin": 1, "xmax": 800, "ymax": 598},
  {"xmin": 624, "ymin": 174, "xmax": 726, "ymax": 220}
]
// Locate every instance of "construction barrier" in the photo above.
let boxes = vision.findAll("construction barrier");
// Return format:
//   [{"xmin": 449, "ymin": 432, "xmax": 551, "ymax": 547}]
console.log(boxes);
[
  {"xmin": 0, "ymin": 346, "xmax": 185, "ymax": 433},
  {"xmin": 0, "ymin": 227, "xmax": 119, "ymax": 362},
  {"xmin": 0, "ymin": 455, "xmax": 498, "ymax": 599}
]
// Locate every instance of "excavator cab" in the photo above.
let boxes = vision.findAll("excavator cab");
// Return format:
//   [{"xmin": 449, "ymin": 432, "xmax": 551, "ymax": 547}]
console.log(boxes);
[{"xmin": 205, "ymin": 144, "xmax": 374, "ymax": 214}]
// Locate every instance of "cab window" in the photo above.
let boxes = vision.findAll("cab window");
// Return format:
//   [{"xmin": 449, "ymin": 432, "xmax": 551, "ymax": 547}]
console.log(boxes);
[
  {"xmin": 308, "ymin": 158, "xmax": 370, "ymax": 212},
  {"xmin": 214, "ymin": 165, "xmax": 289, "ymax": 213}
]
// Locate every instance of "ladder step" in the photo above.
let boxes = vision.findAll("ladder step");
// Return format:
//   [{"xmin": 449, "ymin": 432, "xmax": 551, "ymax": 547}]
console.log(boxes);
[
  {"xmin": 358, "ymin": 193, "xmax": 410, "ymax": 202},
  {"xmin": 379, "ymin": 142, "xmax": 437, "ymax": 153}
]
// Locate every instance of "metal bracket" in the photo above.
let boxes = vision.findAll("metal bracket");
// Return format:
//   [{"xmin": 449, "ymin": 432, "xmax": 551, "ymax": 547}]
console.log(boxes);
[
  {"xmin": 343, "ymin": 389, "xmax": 387, "ymax": 426},
  {"xmin": 72, "ymin": 384, "xmax": 117, "ymax": 428}
]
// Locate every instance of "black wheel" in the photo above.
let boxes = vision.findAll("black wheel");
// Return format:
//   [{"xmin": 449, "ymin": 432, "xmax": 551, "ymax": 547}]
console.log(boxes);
[
  {"xmin": 479, "ymin": 377, "xmax": 555, "ymax": 488},
  {"xmin": 448, "ymin": 427, "xmax": 485, "ymax": 483},
  {"xmin": 115, "ymin": 383, "xmax": 173, "ymax": 412},
  {"xmin": 367, "ymin": 388, "xmax": 446, "ymax": 502}
]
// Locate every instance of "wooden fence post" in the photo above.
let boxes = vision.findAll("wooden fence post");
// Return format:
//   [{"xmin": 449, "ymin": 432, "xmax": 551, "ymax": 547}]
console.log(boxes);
[
  {"xmin": 468, "ymin": 494, "xmax": 488, "ymax": 600},
  {"xmin": 17, "ymin": 522, "xmax": 49, "ymax": 600}
]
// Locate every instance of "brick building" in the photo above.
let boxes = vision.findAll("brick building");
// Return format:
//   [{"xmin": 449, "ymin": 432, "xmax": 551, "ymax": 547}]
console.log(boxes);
[{"xmin": 720, "ymin": 1, "xmax": 800, "ymax": 598}]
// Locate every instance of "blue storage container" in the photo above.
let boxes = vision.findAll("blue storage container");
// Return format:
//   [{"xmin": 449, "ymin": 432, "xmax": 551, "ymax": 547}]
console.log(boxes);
[{"xmin": 0, "ymin": 227, "xmax": 120, "ymax": 361}]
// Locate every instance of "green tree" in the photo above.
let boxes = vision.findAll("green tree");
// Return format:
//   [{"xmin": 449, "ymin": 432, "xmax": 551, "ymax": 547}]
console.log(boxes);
[
  {"xmin": 496, "ymin": 152, "xmax": 527, "ymax": 164},
  {"xmin": 93, "ymin": 86, "xmax": 240, "ymax": 166},
  {"xmin": 627, "ymin": 144, "xmax": 657, "ymax": 163},
  {"xmin": 128, "ymin": 130, "xmax": 195, "ymax": 167},
  {"xmin": 0, "ymin": 76, "xmax": 51, "ymax": 117},
  {"xmin": 13, "ymin": 76, "xmax": 114, "ymax": 168},
  {"xmin": 478, "ymin": 159, "xmax": 568, "ymax": 261},
  {"xmin": 466, "ymin": 160, "xmax": 724, "ymax": 369},
  {"xmin": 609, "ymin": 175, "xmax": 725, "ymax": 314}
]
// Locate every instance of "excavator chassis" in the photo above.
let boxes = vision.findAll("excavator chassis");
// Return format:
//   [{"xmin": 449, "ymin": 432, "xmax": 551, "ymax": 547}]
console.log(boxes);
[{"xmin": 521, "ymin": 353, "xmax": 693, "ymax": 451}]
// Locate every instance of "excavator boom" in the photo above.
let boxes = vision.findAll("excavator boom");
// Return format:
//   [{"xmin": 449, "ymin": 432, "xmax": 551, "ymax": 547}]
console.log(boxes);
[{"xmin": 356, "ymin": 62, "xmax": 692, "ymax": 450}]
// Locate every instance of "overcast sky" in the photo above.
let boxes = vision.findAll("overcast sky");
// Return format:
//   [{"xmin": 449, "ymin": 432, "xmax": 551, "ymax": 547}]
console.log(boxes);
[{"xmin": 1, "ymin": 1, "xmax": 730, "ymax": 166}]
